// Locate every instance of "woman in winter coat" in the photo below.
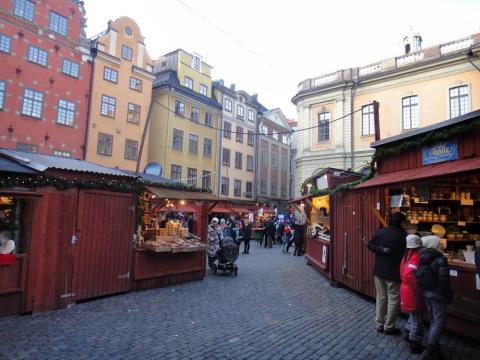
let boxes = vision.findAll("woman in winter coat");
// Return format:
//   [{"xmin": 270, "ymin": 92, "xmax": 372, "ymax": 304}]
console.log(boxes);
[{"xmin": 400, "ymin": 234, "xmax": 424, "ymax": 354}]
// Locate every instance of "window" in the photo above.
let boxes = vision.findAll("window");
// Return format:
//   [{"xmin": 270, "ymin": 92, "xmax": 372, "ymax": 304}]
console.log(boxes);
[
  {"xmin": 103, "ymin": 67, "xmax": 118, "ymax": 83},
  {"xmin": 121, "ymin": 45, "xmax": 133, "ymax": 61},
  {"xmin": 281, "ymin": 156, "xmax": 288, "ymax": 171},
  {"xmin": 202, "ymin": 170, "xmax": 211, "ymax": 190},
  {"xmin": 224, "ymin": 98, "xmax": 232, "ymax": 112},
  {"xmin": 184, "ymin": 76, "xmax": 193, "ymax": 89},
  {"xmin": 199, "ymin": 84, "xmax": 208, "ymax": 96},
  {"xmin": 402, "ymin": 96, "xmax": 419, "ymax": 130},
  {"xmin": 246, "ymin": 182, "xmax": 253, "ymax": 198},
  {"xmin": 56, "ymin": 99, "xmax": 75, "ymax": 126},
  {"xmin": 124, "ymin": 27, "xmax": 133, "ymax": 36},
  {"xmin": 14, "ymin": 0, "xmax": 35, "ymax": 22},
  {"xmin": 247, "ymin": 155, "xmax": 254, "ymax": 172},
  {"xmin": 271, "ymin": 182, "xmax": 278, "ymax": 196},
  {"xmin": 235, "ymin": 152, "xmax": 242, "ymax": 169},
  {"xmin": 247, "ymin": 130, "xmax": 255, "ymax": 146},
  {"xmin": 21, "ymin": 88, "xmax": 43, "ymax": 118},
  {"xmin": 272, "ymin": 153, "xmax": 278, "ymax": 168},
  {"xmin": 49, "ymin": 12, "xmax": 68, "ymax": 36},
  {"xmin": 234, "ymin": 180, "xmax": 241, "ymax": 197},
  {"xmin": 191, "ymin": 107, "xmax": 200, "ymax": 122},
  {"xmin": 317, "ymin": 112, "xmax": 330, "ymax": 142},
  {"xmin": 62, "ymin": 59, "xmax": 80, "ymax": 78},
  {"xmin": 260, "ymin": 148, "xmax": 267, "ymax": 165},
  {"xmin": 361, "ymin": 104, "xmax": 375, "ymax": 136},
  {"xmin": 97, "ymin": 133, "xmax": 113, "ymax": 156},
  {"xmin": 281, "ymin": 185, "xmax": 287, "ymax": 198},
  {"xmin": 192, "ymin": 56, "xmax": 201, "ymax": 71},
  {"xmin": 124, "ymin": 139, "xmax": 139, "ymax": 160},
  {"xmin": 100, "ymin": 95, "xmax": 116, "ymax": 118},
  {"xmin": 260, "ymin": 124, "xmax": 268, "ymax": 135},
  {"xmin": 175, "ymin": 100, "xmax": 185, "ymax": 116},
  {"xmin": 222, "ymin": 148, "xmax": 231, "ymax": 166},
  {"xmin": 237, "ymin": 105, "xmax": 244, "ymax": 119},
  {"xmin": 449, "ymin": 85, "xmax": 470, "ymax": 118},
  {"xmin": 0, "ymin": 81, "xmax": 6, "ymax": 110},
  {"xmin": 171, "ymin": 165, "xmax": 182, "ymax": 181},
  {"xmin": 172, "ymin": 129, "xmax": 183, "ymax": 151},
  {"xmin": 221, "ymin": 177, "xmax": 229, "ymax": 196},
  {"xmin": 187, "ymin": 168, "xmax": 197, "ymax": 186},
  {"xmin": 272, "ymin": 132, "xmax": 279, "ymax": 141},
  {"xmin": 260, "ymin": 180, "xmax": 267, "ymax": 194},
  {"xmin": 0, "ymin": 34, "xmax": 11, "ymax": 54},
  {"xmin": 223, "ymin": 121, "xmax": 231, "ymax": 139},
  {"xmin": 130, "ymin": 77, "xmax": 143, "ymax": 92},
  {"xmin": 127, "ymin": 103, "xmax": 141, "ymax": 124},
  {"xmin": 27, "ymin": 46, "xmax": 48, "ymax": 67},
  {"xmin": 236, "ymin": 126, "xmax": 243, "ymax": 143},
  {"xmin": 16, "ymin": 143, "xmax": 37, "ymax": 153},
  {"xmin": 203, "ymin": 138, "xmax": 212, "ymax": 158},
  {"xmin": 282, "ymin": 135, "xmax": 289, "ymax": 145},
  {"xmin": 189, "ymin": 133, "xmax": 199, "ymax": 154},
  {"xmin": 205, "ymin": 112, "xmax": 213, "ymax": 127},
  {"xmin": 53, "ymin": 150, "xmax": 71, "ymax": 158},
  {"xmin": 248, "ymin": 109, "xmax": 255, "ymax": 122}
]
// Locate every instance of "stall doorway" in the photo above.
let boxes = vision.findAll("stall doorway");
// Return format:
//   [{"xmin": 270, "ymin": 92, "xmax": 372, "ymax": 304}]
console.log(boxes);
[{"xmin": 72, "ymin": 190, "xmax": 136, "ymax": 301}]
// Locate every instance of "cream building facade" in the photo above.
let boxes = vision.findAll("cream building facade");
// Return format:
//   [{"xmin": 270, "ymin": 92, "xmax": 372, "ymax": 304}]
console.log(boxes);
[
  {"xmin": 86, "ymin": 17, "xmax": 154, "ymax": 171},
  {"xmin": 292, "ymin": 32, "xmax": 480, "ymax": 196}
]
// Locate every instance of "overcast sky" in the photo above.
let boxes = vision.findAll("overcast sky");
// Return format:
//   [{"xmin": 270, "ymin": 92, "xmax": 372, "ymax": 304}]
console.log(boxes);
[{"xmin": 84, "ymin": 0, "xmax": 480, "ymax": 119}]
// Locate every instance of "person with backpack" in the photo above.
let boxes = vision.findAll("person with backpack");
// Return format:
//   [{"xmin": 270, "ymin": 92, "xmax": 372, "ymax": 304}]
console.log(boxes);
[
  {"xmin": 400, "ymin": 234, "xmax": 424, "ymax": 354},
  {"xmin": 367, "ymin": 212, "xmax": 407, "ymax": 335},
  {"xmin": 416, "ymin": 235, "xmax": 452, "ymax": 360}
]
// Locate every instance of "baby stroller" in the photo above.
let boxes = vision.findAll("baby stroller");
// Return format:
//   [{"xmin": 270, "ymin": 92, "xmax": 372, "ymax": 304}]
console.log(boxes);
[{"xmin": 214, "ymin": 237, "xmax": 239, "ymax": 276}]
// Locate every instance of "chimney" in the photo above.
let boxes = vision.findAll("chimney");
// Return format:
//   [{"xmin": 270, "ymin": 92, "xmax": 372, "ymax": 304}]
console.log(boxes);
[{"xmin": 230, "ymin": 84, "xmax": 235, "ymax": 91}]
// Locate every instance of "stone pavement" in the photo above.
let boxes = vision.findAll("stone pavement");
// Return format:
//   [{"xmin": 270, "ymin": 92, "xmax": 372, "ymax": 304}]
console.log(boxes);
[{"xmin": 0, "ymin": 244, "xmax": 478, "ymax": 360}]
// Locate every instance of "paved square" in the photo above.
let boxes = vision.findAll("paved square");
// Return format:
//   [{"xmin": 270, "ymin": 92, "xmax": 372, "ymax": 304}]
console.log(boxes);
[{"xmin": 0, "ymin": 245, "xmax": 478, "ymax": 359}]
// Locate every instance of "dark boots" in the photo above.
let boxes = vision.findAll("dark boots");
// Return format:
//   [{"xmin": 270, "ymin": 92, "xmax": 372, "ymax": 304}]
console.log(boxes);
[{"xmin": 421, "ymin": 345, "xmax": 446, "ymax": 360}]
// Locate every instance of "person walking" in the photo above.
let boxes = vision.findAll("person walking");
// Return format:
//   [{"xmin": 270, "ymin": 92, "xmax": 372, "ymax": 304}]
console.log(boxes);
[
  {"xmin": 263, "ymin": 217, "xmax": 275, "ymax": 248},
  {"xmin": 207, "ymin": 218, "xmax": 223, "ymax": 271},
  {"xmin": 282, "ymin": 221, "xmax": 293, "ymax": 254},
  {"xmin": 293, "ymin": 209, "xmax": 306, "ymax": 256},
  {"xmin": 400, "ymin": 234, "xmax": 424, "ymax": 354},
  {"xmin": 243, "ymin": 220, "xmax": 252, "ymax": 254},
  {"xmin": 367, "ymin": 212, "xmax": 407, "ymax": 335},
  {"xmin": 416, "ymin": 235, "xmax": 452, "ymax": 360}
]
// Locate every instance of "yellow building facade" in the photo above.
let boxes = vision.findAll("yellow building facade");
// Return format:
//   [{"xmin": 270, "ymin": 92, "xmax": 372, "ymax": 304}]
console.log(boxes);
[
  {"xmin": 86, "ymin": 17, "xmax": 154, "ymax": 171},
  {"xmin": 292, "ymin": 32, "xmax": 480, "ymax": 196},
  {"xmin": 148, "ymin": 50, "xmax": 221, "ymax": 191}
]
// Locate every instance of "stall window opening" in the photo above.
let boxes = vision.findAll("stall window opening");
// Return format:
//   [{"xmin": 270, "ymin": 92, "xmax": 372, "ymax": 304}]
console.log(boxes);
[
  {"xmin": 0, "ymin": 197, "xmax": 27, "ymax": 254},
  {"xmin": 449, "ymin": 85, "xmax": 470, "ymax": 118},
  {"xmin": 402, "ymin": 95, "xmax": 419, "ymax": 130}
]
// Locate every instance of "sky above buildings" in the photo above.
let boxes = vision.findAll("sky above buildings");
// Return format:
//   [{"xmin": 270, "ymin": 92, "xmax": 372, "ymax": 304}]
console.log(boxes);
[{"xmin": 85, "ymin": 0, "xmax": 480, "ymax": 119}]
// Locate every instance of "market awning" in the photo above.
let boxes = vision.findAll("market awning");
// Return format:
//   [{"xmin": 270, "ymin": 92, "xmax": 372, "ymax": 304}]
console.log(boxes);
[
  {"xmin": 210, "ymin": 205, "xmax": 233, "ymax": 213},
  {"xmin": 230, "ymin": 206, "xmax": 252, "ymax": 213},
  {"xmin": 158, "ymin": 204, "xmax": 198, "ymax": 213},
  {"xmin": 356, "ymin": 157, "xmax": 480, "ymax": 189},
  {"xmin": 145, "ymin": 186, "xmax": 221, "ymax": 201}
]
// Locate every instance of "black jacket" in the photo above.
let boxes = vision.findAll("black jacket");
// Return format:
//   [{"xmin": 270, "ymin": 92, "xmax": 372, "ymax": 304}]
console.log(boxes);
[
  {"xmin": 367, "ymin": 225, "xmax": 406, "ymax": 282},
  {"xmin": 243, "ymin": 223, "xmax": 252, "ymax": 240},
  {"xmin": 418, "ymin": 248, "xmax": 453, "ymax": 303}
]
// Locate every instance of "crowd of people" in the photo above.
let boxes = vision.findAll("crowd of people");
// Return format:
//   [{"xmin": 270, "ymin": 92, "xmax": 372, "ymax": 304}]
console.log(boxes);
[{"xmin": 368, "ymin": 213, "xmax": 453, "ymax": 360}]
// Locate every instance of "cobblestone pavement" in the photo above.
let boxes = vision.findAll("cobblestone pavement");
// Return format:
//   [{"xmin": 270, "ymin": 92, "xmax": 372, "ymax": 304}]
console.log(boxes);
[{"xmin": 1, "ymin": 244, "xmax": 479, "ymax": 360}]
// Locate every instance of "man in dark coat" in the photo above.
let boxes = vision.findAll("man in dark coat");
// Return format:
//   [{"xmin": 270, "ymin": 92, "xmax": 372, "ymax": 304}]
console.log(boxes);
[
  {"xmin": 263, "ymin": 217, "xmax": 276, "ymax": 248},
  {"xmin": 367, "ymin": 212, "xmax": 407, "ymax": 335},
  {"xmin": 242, "ymin": 220, "xmax": 252, "ymax": 254}
]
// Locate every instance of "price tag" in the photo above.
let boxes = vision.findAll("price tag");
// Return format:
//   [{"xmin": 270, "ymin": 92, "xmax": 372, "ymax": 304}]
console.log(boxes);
[
  {"xmin": 450, "ymin": 269, "xmax": 458, "ymax": 277},
  {"xmin": 458, "ymin": 221, "xmax": 466, "ymax": 227},
  {"xmin": 461, "ymin": 199, "xmax": 474, "ymax": 206}
]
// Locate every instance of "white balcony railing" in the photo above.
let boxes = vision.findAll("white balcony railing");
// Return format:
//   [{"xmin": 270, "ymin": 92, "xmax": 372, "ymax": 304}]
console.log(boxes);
[
  {"xmin": 396, "ymin": 52, "xmax": 424, "ymax": 67},
  {"xmin": 359, "ymin": 62, "xmax": 383, "ymax": 76},
  {"xmin": 440, "ymin": 38, "xmax": 473, "ymax": 55}
]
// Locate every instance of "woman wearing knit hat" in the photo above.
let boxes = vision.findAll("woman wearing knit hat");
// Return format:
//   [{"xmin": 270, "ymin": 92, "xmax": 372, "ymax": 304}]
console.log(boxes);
[
  {"xmin": 400, "ymin": 234, "xmax": 424, "ymax": 354},
  {"xmin": 416, "ymin": 235, "xmax": 452, "ymax": 360}
]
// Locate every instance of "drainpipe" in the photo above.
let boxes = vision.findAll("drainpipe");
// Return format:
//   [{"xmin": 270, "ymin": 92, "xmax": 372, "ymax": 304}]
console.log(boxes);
[
  {"xmin": 135, "ymin": 92, "xmax": 155, "ymax": 175},
  {"xmin": 82, "ymin": 46, "xmax": 97, "ymax": 160},
  {"xmin": 217, "ymin": 103, "xmax": 223, "ymax": 196},
  {"xmin": 350, "ymin": 79, "xmax": 359, "ymax": 170}
]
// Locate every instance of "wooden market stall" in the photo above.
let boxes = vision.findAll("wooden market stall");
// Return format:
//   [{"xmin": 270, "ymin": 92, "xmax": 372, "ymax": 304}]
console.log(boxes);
[
  {"xmin": 334, "ymin": 109, "xmax": 480, "ymax": 340},
  {"xmin": 292, "ymin": 168, "xmax": 362, "ymax": 279}
]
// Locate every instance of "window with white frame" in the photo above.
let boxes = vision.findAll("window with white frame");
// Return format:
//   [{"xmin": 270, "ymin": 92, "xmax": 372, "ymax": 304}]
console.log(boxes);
[
  {"xmin": 205, "ymin": 112, "xmax": 213, "ymax": 127},
  {"xmin": 0, "ymin": 81, "xmax": 5, "ymax": 110},
  {"xmin": 171, "ymin": 165, "xmax": 182, "ymax": 181},
  {"xmin": 247, "ymin": 155, "xmax": 254, "ymax": 172},
  {"xmin": 361, "ymin": 104, "xmax": 375, "ymax": 136},
  {"xmin": 124, "ymin": 139, "xmax": 139, "ymax": 160},
  {"xmin": 191, "ymin": 107, "xmax": 200, "ymax": 122},
  {"xmin": 223, "ymin": 121, "xmax": 231, "ymax": 139},
  {"xmin": 175, "ymin": 100, "xmax": 185, "ymax": 116},
  {"xmin": 317, "ymin": 112, "xmax": 330, "ymax": 142},
  {"xmin": 27, "ymin": 46, "xmax": 48, "ymax": 67},
  {"xmin": 224, "ymin": 98, "xmax": 232, "ymax": 112},
  {"xmin": 0, "ymin": 34, "xmax": 11, "ymax": 54},
  {"xmin": 222, "ymin": 148, "xmax": 231, "ymax": 166},
  {"xmin": 221, "ymin": 177, "xmax": 229, "ymax": 196},
  {"xmin": 121, "ymin": 45, "xmax": 133, "ymax": 61},
  {"xmin": 203, "ymin": 138, "xmax": 212, "ymax": 158},
  {"xmin": 100, "ymin": 95, "xmax": 116, "ymax": 118},
  {"xmin": 14, "ymin": 0, "xmax": 35, "ymax": 22},
  {"xmin": 202, "ymin": 170, "xmax": 211, "ymax": 189},
  {"xmin": 248, "ymin": 109, "xmax": 255, "ymax": 122},
  {"xmin": 236, "ymin": 126, "xmax": 243, "ymax": 143},
  {"xmin": 237, "ymin": 105, "xmax": 244, "ymax": 119},
  {"xmin": 282, "ymin": 135, "xmax": 289, "ymax": 145},
  {"xmin": 192, "ymin": 56, "xmax": 201, "ymax": 71},
  {"xmin": 172, "ymin": 128, "xmax": 183, "ymax": 151},
  {"xmin": 235, "ymin": 152, "xmax": 242, "ymax": 169},
  {"xmin": 127, "ymin": 103, "xmax": 141, "ymax": 124},
  {"xmin": 272, "ymin": 132, "xmax": 278, "ymax": 141},
  {"xmin": 56, "ymin": 99, "xmax": 75, "ymax": 126},
  {"xmin": 234, "ymin": 179, "xmax": 241, "ymax": 197},
  {"xmin": 260, "ymin": 124, "xmax": 268, "ymax": 135},
  {"xmin": 49, "ymin": 11, "xmax": 68, "ymax": 36},
  {"xmin": 21, "ymin": 88, "xmax": 43, "ymax": 118},
  {"xmin": 247, "ymin": 130, "xmax": 255, "ymax": 146},
  {"xmin": 199, "ymin": 84, "xmax": 208, "ymax": 96},
  {"xmin": 103, "ymin": 67, "xmax": 118, "ymax": 83},
  {"xmin": 188, "ymin": 133, "xmax": 199, "ymax": 154},
  {"xmin": 185, "ymin": 76, "xmax": 193, "ymax": 89},
  {"xmin": 187, "ymin": 168, "xmax": 197, "ymax": 186},
  {"xmin": 402, "ymin": 95, "xmax": 419, "ymax": 130},
  {"xmin": 130, "ymin": 77, "xmax": 143, "ymax": 92},
  {"xmin": 62, "ymin": 59, "xmax": 80, "ymax": 78},
  {"xmin": 449, "ymin": 85, "xmax": 470, "ymax": 118},
  {"xmin": 246, "ymin": 182, "xmax": 253, "ymax": 198}
]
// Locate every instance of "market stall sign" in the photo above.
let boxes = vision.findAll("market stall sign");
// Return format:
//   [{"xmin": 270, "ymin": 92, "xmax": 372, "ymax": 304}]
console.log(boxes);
[{"xmin": 422, "ymin": 140, "xmax": 458, "ymax": 165}]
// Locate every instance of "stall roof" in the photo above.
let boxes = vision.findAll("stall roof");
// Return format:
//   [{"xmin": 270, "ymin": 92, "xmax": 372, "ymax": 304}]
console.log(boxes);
[
  {"xmin": 0, "ymin": 156, "xmax": 38, "ymax": 174},
  {"xmin": 229, "ymin": 205, "xmax": 252, "ymax": 213},
  {"xmin": 145, "ymin": 186, "xmax": 220, "ymax": 201},
  {"xmin": 0, "ymin": 149, "xmax": 135, "ymax": 177},
  {"xmin": 210, "ymin": 205, "xmax": 233, "ymax": 213},
  {"xmin": 356, "ymin": 156, "xmax": 480, "ymax": 189}
]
